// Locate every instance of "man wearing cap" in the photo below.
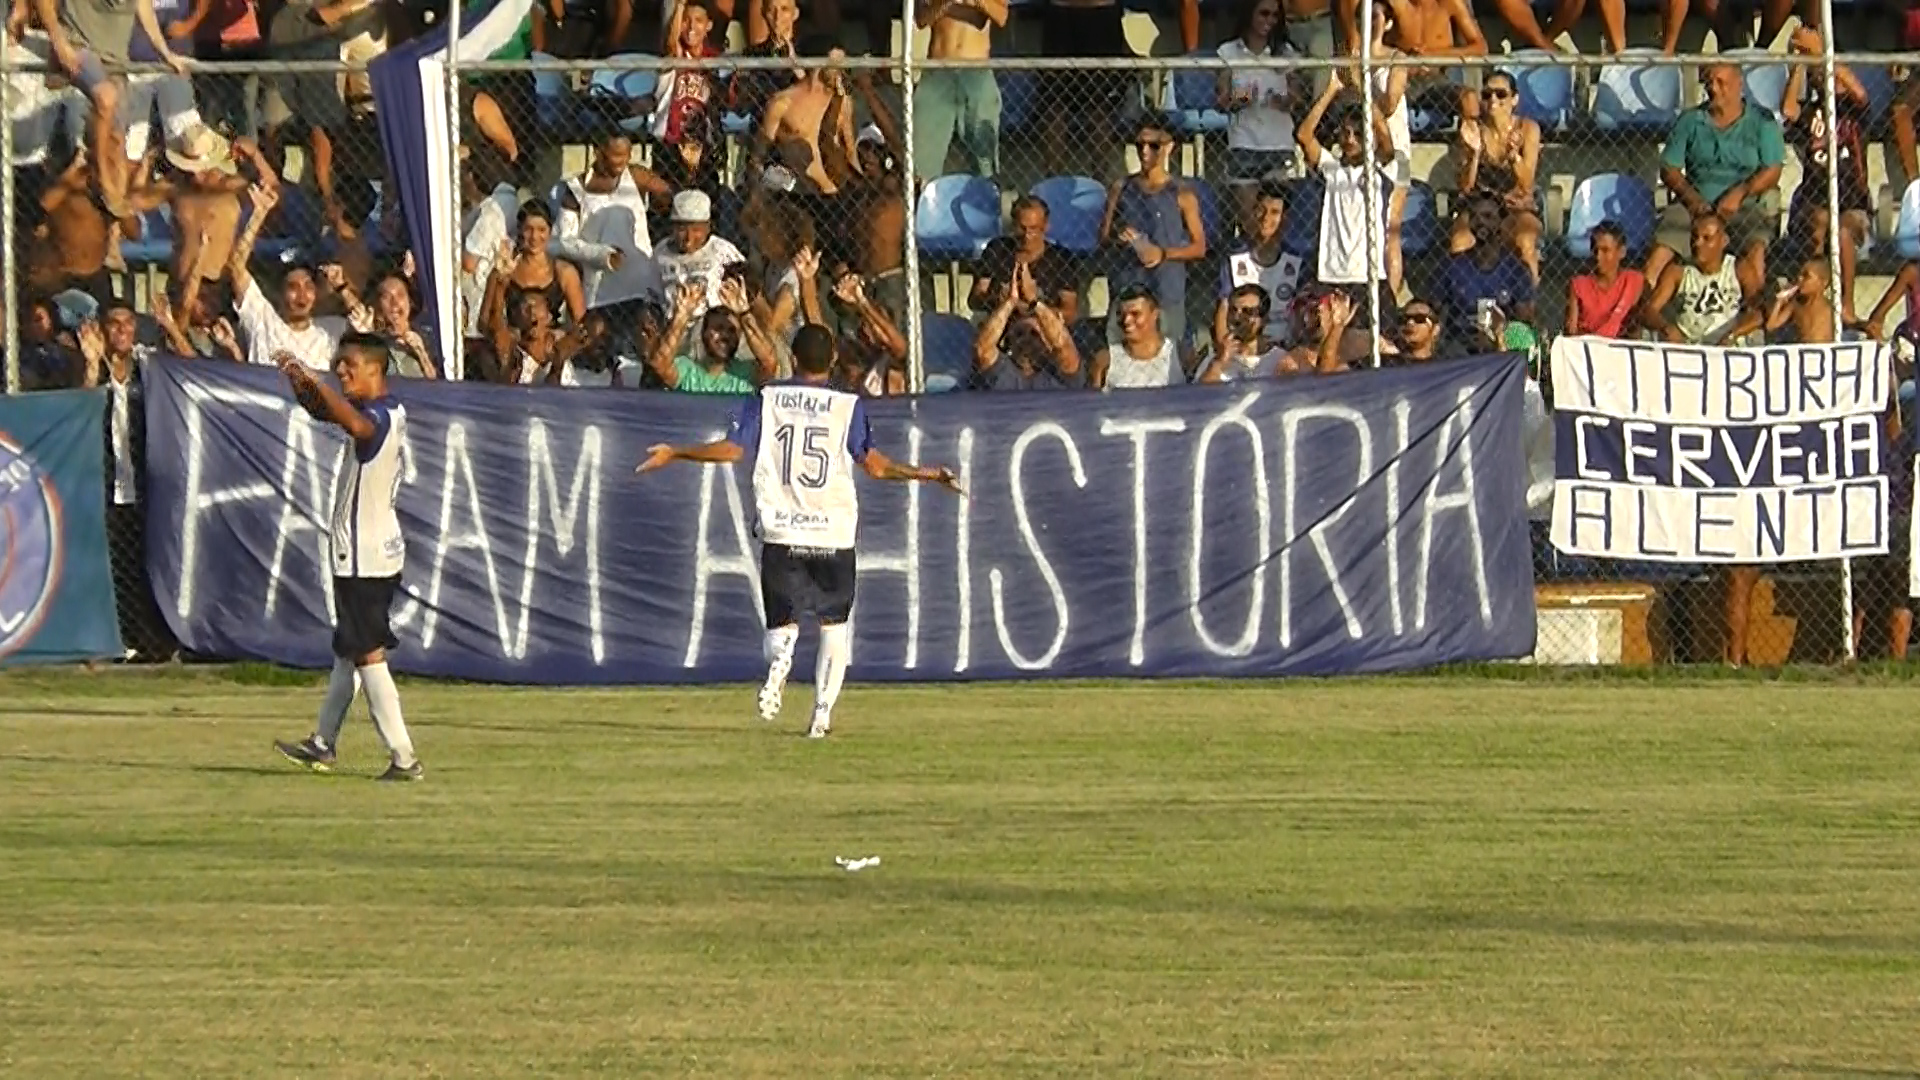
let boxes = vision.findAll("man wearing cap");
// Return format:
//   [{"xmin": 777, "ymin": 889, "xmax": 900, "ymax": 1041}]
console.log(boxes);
[
  {"xmin": 911, "ymin": 0, "xmax": 1004, "ymax": 180},
  {"xmin": 655, "ymin": 189, "xmax": 748, "ymax": 338},
  {"xmin": 159, "ymin": 127, "xmax": 275, "ymax": 299}
]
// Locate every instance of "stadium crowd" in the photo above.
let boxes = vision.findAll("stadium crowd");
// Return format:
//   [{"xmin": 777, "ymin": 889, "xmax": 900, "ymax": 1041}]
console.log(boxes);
[{"xmin": 10, "ymin": 0, "xmax": 1920, "ymax": 399}]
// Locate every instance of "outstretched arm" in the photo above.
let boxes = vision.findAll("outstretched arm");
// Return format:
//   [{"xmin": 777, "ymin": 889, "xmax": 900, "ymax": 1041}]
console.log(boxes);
[
  {"xmin": 637, "ymin": 439, "xmax": 745, "ymax": 472},
  {"xmin": 862, "ymin": 447, "xmax": 961, "ymax": 491}
]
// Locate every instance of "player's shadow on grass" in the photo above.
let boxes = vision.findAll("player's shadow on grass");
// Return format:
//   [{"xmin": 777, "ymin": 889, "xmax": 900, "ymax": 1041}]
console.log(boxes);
[
  {"xmin": 0, "ymin": 753, "xmax": 309, "ymax": 780},
  {"xmin": 1752, "ymin": 1068, "xmax": 1920, "ymax": 1078},
  {"xmin": 0, "ymin": 704, "xmax": 169, "ymax": 720}
]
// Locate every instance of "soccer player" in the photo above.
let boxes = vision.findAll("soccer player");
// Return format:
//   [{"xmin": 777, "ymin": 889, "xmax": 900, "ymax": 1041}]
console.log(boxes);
[
  {"xmin": 272, "ymin": 335, "xmax": 424, "ymax": 781},
  {"xmin": 638, "ymin": 324, "xmax": 962, "ymax": 738}
]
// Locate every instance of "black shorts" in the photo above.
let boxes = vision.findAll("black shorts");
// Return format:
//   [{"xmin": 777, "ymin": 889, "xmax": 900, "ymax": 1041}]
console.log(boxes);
[
  {"xmin": 332, "ymin": 575, "xmax": 400, "ymax": 659},
  {"xmin": 761, "ymin": 543, "xmax": 857, "ymax": 628}
]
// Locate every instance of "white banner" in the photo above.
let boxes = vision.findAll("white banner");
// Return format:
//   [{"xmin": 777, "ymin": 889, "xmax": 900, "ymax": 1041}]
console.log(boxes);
[{"xmin": 1551, "ymin": 337, "xmax": 1892, "ymax": 564}]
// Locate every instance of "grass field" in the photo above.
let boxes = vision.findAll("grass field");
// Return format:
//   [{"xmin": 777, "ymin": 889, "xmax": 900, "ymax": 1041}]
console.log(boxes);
[{"xmin": 3, "ymin": 669, "xmax": 1920, "ymax": 1078}]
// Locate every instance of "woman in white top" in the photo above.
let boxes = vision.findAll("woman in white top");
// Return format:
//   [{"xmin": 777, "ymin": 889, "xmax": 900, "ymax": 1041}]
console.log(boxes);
[{"xmin": 1215, "ymin": 0, "xmax": 1302, "ymax": 232}]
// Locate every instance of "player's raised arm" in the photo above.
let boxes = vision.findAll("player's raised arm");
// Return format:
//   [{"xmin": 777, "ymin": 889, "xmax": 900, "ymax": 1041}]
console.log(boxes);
[{"xmin": 276, "ymin": 351, "xmax": 377, "ymax": 444}]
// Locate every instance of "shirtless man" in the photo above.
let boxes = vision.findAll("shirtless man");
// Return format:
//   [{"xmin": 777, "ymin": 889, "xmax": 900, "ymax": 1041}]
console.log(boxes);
[
  {"xmin": 755, "ymin": 34, "xmax": 856, "ymax": 197},
  {"xmin": 1336, "ymin": 0, "xmax": 1489, "ymax": 61},
  {"xmin": 26, "ymin": 147, "xmax": 164, "ymax": 304},
  {"xmin": 823, "ymin": 73, "xmax": 909, "ymax": 329},
  {"xmin": 912, "ymin": 0, "xmax": 1005, "ymax": 180},
  {"xmin": 155, "ymin": 131, "xmax": 277, "ymax": 296},
  {"xmin": 29, "ymin": 0, "xmax": 191, "ymax": 216}
]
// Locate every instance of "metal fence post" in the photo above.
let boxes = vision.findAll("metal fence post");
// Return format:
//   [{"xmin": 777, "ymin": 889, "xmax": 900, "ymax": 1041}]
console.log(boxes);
[
  {"xmin": 2, "ymin": 35, "xmax": 17, "ymax": 395},
  {"xmin": 900, "ymin": 0, "xmax": 923, "ymax": 393},
  {"xmin": 446, "ymin": 1, "xmax": 466, "ymax": 383}
]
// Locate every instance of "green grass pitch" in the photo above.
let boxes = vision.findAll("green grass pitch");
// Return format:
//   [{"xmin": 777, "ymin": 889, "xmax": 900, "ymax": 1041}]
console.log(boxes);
[{"xmin": 3, "ymin": 668, "xmax": 1919, "ymax": 1078}]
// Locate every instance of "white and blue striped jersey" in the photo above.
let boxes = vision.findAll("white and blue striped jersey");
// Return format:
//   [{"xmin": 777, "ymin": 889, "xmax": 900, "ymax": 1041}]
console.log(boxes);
[
  {"xmin": 330, "ymin": 398, "xmax": 407, "ymax": 579},
  {"xmin": 729, "ymin": 380, "xmax": 873, "ymax": 552}
]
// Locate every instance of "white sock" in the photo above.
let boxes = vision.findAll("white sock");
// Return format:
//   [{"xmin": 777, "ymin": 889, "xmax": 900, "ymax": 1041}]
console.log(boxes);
[
  {"xmin": 313, "ymin": 657, "xmax": 359, "ymax": 750},
  {"xmin": 814, "ymin": 622, "xmax": 851, "ymax": 714},
  {"xmin": 358, "ymin": 662, "xmax": 417, "ymax": 768},
  {"xmin": 764, "ymin": 624, "xmax": 799, "ymax": 681}
]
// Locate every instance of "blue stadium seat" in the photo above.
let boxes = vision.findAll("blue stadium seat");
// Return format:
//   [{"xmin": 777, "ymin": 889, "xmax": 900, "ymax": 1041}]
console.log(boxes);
[
  {"xmin": 1188, "ymin": 177, "xmax": 1226, "ymax": 248},
  {"xmin": 1593, "ymin": 50, "xmax": 1682, "ymax": 132},
  {"xmin": 1726, "ymin": 48, "xmax": 1789, "ymax": 119},
  {"xmin": 590, "ymin": 54, "xmax": 662, "ymax": 135},
  {"xmin": 530, "ymin": 50, "xmax": 585, "ymax": 132},
  {"xmin": 915, "ymin": 174, "xmax": 1001, "ymax": 260},
  {"xmin": 1164, "ymin": 54, "xmax": 1229, "ymax": 136},
  {"xmin": 921, "ymin": 312, "xmax": 977, "ymax": 392},
  {"xmin": 1893, "ymin": 180, "xmax": 1920, "ymax": 261},
  {"xmin": 999, "ymin": 69, "xmax": 1039, "ymax": 132},
  {"xmin": 1030, "ymin": 174, "xmax": 1107, "ymax": 254},
  {"xmin": 1564, "ymin": 172, "xmax": 1658, "ymax": 259},
  {"xmin": 1280, "ymin": 176, "xmax": 1322, "ymax": 256},
  {"xmin": 120, "ymin": 207, "xmax": 174, "ymax": 266},
  {"xmin": 1505, "ymin": 50, "xmax": 1574, "ymax": 132},
  {"xmin": 1854, "ymin": 62, "xmax": 1897, "ymax": 129},
  {"xmin": 1399, "ymin": 181, "xmax": 1443, "ymax": 257}
]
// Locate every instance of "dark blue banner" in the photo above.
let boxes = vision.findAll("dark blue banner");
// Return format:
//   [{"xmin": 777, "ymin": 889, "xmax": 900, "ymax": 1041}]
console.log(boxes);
[
  {"xmin": 141, "ymin": 356, "xmax": 1537, "ymax": 683},
  {"xmin": 0, "ymin": 389, "xmax": 125, "ymax": 665}
]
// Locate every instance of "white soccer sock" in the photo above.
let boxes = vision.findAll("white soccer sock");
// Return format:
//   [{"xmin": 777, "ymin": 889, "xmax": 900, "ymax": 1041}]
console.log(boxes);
[
  {"xmin": 358, "ymin": 662, "xmax": 417, "ymax": 768},
  {"xmin": 814, "ymin": 622, "xmax": 851, "ymax": 714},
  {"xmin": 313, "ymin": 657, "xmax": 359, "ymax": 750},
  {"xmin": 764, "ymin": 624, "xmax": 799, "ymax": 681}
]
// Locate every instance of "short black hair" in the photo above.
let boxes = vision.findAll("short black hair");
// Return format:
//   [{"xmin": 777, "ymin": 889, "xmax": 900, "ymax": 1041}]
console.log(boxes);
[
  {"xmin": 792, "ymin": 323, "xmax": 837, "ymax": 374},
  {"xmin": 1115, "ymin": 283, "xmax": 1158, "ymax": 307},
  {"xmin": 1255, "ymin": 179, "xmax": 1287, "ymax": 204},
  {"xmin": 1589, "ymin": 219, "xmax": 1627, "ymax": 247},
  {"xmin": 1228, "ymin": 283, "xmax": 1270, "ymax": 318},
  {"xmin": 339, "ymin": 331, "xmax": 392, "ymax": 373}
]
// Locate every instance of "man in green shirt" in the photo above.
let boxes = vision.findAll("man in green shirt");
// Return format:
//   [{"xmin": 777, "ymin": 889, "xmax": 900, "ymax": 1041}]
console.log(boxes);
[
  {"xmin": 646, "ymin": 279, "xmax": 780, "ymax": 393},
  {"xmin": 1649, "ymin": 62, "xmax": 1785, "ymax": 298}
]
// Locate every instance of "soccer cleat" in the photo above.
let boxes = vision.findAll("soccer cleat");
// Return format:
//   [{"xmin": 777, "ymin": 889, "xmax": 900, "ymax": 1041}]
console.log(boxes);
[
  {"xmin": 376, "ymin": 761, "xmax": 425, "ymax": 782},
  {"xmin": 805, "ymin": 710, "xmax": 832, "ymax": 739},
  {"xmin": 274, "ymin": 736, "xmax": 336, "ymax": 773},
  {"xmin": 758, "ymin": 654, "xmax": 793, "ymax": 723}
]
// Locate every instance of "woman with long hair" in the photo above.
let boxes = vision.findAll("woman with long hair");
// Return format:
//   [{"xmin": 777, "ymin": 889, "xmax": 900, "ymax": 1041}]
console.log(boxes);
[
  {"xmin": 1215, "ymin": 0, "xmax": 1301, "ymax": 234},
  {"xmin": 1449, "ymin": 69, "xmax": 1543, "ymax": 282}
]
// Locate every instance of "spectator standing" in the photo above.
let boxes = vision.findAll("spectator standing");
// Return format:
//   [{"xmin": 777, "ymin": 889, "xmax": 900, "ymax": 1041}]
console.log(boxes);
[
  {"xmin": 1778, "ymin": 26, "xmax": 1871, "ymax": 326},
  {"xmin": 163, "ymin": 130, "xmax": 274, "ymax": 298},
  {"xmin": 261, "ymin": 0, "xmax": 381, "ymax": 211},
  {"xmin": 732, "ymin": 0, "xmax": 800, "ymax": 126},
  {"xmin": 175, "ymin": 0, "xmax": 263, "ymax": 136},
  {"xmin": 553, "ymin": 131, "xmax": 673, "ymax": 312},
  {"xmin": 26, "ymin": 148, "xmax": 146, "ymax": 306},
  {"xmin": 1854, "ymin": 398, "xmax": 1914, "ymax": 659},
  {"xmin": 74, "ymin": 304, "xmax": 175, "ymax": 661},
  {"xmin": 229, "ymin": 184, "xmax": 347, "ymax": 370},
  {"xmin": 1296, "ymin": 73, "xmax": 1392, "ymax": 318},
  {"xmin": 654, "ymin": 0, "xmax": 724, "ymax": 165},
  {"xmin": 831, "ymin": 79, "xmax": 911, "ymax": 329},
  {"xmin": 123, "ymin": 0, "xmax": 204, "ymax": 163},
  {"xmin": 969, "ymin": 195, "xmax": 1080, "ymax": 325},
  {"xmin": 1036, "ymin": 0, "xmax": 1134, "ymax": 175},
  {"xmin": 1565, "ymin": 221, "xmax": 1644, "ymax": 339},
  {"xmin": 1450, "ymin": 70, "xmax": 1541, "ymax": 282},
  {"xmin": 1101, "ymin": 113, "xmax": 1207, "ymax": 347},
  {"xmin": 33, "ymin": 0, "xmax": 192, "ymax": 216},
  {"xmin": 973, "ymin": 267, "xmax": 1085, "ymax": 390},
  {"xmin": 1216, "ymin": 0, "xmax": 1299, "ymax": 233},
  {"xmin": 655, "ymin": 190, "xmax": 749, "ymax": 326},
  {"xmin": 756, "ymin": 35, "xmax": 856, "ymax": 197},
  {"xmin": 912, "ymin": 0, "xmax": 1004, "ymax": 180},
  {"xmin": 458, "ymin": 147, "xmax": 523, "ymax": 347},
  {"xmin": 1648, "ymin": 62, "xmax": 1783, "ymax": 296},
  {"xmin": 1439, "ymin": 192, "xmax": 1535, "ymax": 351},
  {"xmin": 1361, "ymin": 0, "xmax": 1410, "ymax": 298},
  {"xmin": 1213, "ymin": 182, "xmax": 1301, "ymax": 352},
  {"xmin": 1091, "ymin": 284, "xmax": 1186, "ymax": 389}
]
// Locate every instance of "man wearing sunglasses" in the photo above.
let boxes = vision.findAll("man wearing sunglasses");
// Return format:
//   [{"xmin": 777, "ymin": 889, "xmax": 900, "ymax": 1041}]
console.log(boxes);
[
  {"xmin": 1101, "ymin": 113, "xmax": 1208, "ymax": 348},
  {"xmin": 1201, "ymin": 283, "xmax": 1287, "ymax": 382},
  {"xmin": 1389, "ymin": 297, "xmax": 1462, "ymax": 363}
]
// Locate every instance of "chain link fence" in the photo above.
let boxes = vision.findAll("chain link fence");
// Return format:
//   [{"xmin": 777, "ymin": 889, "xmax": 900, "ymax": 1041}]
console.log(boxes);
[{"xmin": 1, "ymin": 0, "xmax": 1914, "ymax": 668}]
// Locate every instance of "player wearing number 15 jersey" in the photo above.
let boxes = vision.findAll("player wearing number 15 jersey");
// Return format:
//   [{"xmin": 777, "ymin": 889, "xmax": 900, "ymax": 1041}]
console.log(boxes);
[{"xmin": 638, "ymin": 324, "xmax": 962, "ymax": 738}]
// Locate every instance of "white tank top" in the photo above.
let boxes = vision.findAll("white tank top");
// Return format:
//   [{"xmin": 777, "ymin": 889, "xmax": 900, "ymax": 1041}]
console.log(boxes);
[
  {"xmin": 1674, "ymin": 256, "xmax": 1744, "ymax": 345},
  {"xmin": 567, "ymin": 169, "xmax": 661, "ymax": 308},
  {"xmin": 1105, "ymin": 336, "xmax": 1180, "ymax": 390}
]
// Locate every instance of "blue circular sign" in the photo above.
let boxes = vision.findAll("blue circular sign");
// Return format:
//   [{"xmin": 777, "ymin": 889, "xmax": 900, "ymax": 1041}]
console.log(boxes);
[{"xmin": 0, "ymin": 433, "xmax": 64, "ymax": 660}]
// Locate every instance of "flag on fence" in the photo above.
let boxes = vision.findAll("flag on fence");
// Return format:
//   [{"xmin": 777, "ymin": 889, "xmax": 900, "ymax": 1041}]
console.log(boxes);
[
  {"xmin": 368, "ymin": 0, "xmax": 537, "ymax": 381},
  {"xmin": 1550, "ymin": 336, "xmax": 1891, "ymax": 564}
]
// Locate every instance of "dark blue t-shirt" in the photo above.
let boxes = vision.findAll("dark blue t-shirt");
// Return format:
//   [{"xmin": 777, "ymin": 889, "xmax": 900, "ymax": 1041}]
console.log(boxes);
[{"xmin": 1440, "ymin": 253, "xmax": 1535, "ymax": 346}]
